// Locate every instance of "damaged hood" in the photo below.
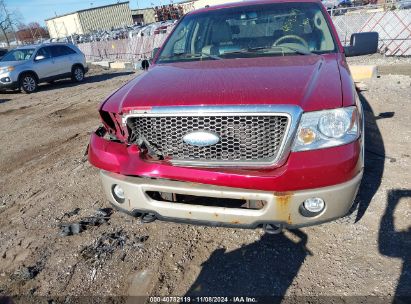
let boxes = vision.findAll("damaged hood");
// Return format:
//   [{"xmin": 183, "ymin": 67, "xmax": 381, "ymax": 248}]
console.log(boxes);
[{"xmin": 102, "ymin": 54, "xmax": 343, "ymax": 113}]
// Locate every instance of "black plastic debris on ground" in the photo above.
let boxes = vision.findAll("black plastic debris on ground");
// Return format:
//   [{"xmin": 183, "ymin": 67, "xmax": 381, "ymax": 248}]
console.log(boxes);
[
  {"xmin": 59, "ymin": 208, "xmax": 113, "ymax": 237},
  {"xmin": 81, "ymin": 231, "xmax": 149, "ymax": 265},
  {"xmin": 81, "ymin": 230, "xmax": 128, "ymax": 264},
  {"xmin": 11, "ymin": 263, "xmax": 43, "ymax": 281},
  {"xmin": 63, "ymin": 207, "xmax": 81, "ymax": 218}
]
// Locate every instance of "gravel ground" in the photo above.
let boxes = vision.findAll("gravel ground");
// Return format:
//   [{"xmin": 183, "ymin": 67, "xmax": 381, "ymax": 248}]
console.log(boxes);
[
  {"xmin": 347, "ymin": 54, "xmax": 411, "ymax": 67},
  {"xmin": 0, "ymin": 59, "xmax": 410, "ymax": 302}
]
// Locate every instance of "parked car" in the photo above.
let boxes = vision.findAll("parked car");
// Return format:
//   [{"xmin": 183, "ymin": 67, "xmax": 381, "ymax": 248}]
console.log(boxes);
[
  {"xmin": 321, "ymin": 0, "xmax": 339, "ymax": 9},
  {"xmin": 321, "ymin": 0, "xmax": 352, "ymax": 9},
  {"xmin": 321, "ymin": 0, "xmax": 352, "ymax": 15},
  {"xmin": 88, "ymin": 0, "xmax": 378, "ymax": 233},
  {"xmin": 396, "ymin": 0, "xmax": 411, "ymax": 9},
  {"xmin": 0, "ymin": 48, "xmax": 8, "ymax": 60},
  {"xmin": 0, "ymin": 43, "xmax": 88, "ymax": 93}
]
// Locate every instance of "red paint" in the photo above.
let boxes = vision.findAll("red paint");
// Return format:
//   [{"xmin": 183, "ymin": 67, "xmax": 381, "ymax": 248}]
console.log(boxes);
[
  {"xmin": 89, "ymin": 132, "xmax": 361, "ymax": 191},
  {"xmin": 102, "ymin": 54, "xmax": 343, "ymax": 114},
  {"xmin": 90, "ymin": 0, "xmax": 361, "ymax": 192}
]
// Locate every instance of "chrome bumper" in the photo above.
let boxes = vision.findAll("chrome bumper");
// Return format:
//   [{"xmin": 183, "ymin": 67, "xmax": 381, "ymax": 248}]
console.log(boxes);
[{"xmin": 100, "ymin": 170, "xmax": 363, "ymax": 228}]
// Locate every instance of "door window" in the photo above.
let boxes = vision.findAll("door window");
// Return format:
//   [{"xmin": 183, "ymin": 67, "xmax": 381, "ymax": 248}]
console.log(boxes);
[
  {"xmin": 35, "ymin": 47, "xmax": 51, "ymax": 60},
  {"xmin": 50, "ymin": 45, "xmax": 76, "ymax": 57}
]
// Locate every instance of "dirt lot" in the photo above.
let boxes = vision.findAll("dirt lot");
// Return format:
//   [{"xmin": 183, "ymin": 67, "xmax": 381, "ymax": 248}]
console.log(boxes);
[{"xmin": 0, "ymin": 58, "xmax": 410, "ymax": 302}]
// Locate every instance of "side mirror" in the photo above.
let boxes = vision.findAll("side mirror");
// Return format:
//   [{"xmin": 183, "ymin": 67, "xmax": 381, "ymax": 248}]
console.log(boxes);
[
  {"xmin": 344, "ymin": 32, "xmax": 379, "ymax": 57},
  {"xmin": 141, "ymin": 59, "xmax": 150, "ymax": 70},
  {"xmin": 34, "ymin": 55, "xmax": 45, "ymax": 61},
  {"xmin": 152, "ymin": 47, "xmax": 160, "ymax": 59}
]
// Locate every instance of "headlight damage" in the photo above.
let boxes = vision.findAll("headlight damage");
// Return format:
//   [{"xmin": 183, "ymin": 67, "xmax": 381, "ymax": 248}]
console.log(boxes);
[{"xmin": 292, "ymin": 106, "xmax": 360, "ymax": 152}]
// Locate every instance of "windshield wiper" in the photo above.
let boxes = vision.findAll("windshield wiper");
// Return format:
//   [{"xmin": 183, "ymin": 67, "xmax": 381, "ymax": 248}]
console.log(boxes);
[
  {"xmin": 159, "ymin": 52, "xmax": 189, "ymax": 59},
  {"xmin": 196, "ymin": 52, "xmax": 221, "ymax": 60},
  {"xmin": 223, "ymin": 46, "xmax": 315, "ymax": 56},
  {"xmin": 273, "ymin": 45, "xmax": 316, "ymax": 56},
  {"xmin": 159, "ymin": 52, "xmax": 221, "ymax": 60},
  {"xmin": 160, "ymin": 46, "xmax": 314, "ymax": 61},
  {"xmin": 222, "ymin": 47, "xmax": 266, "ymax": 55}
]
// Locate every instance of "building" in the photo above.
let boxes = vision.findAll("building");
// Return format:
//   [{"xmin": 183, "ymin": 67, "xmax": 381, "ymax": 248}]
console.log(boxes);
[
  {"xmin": 46, "ymin": 2, "xmax": 133, "ymax": 39},
  {"xmin": 131, "ymin": 8, "xmax": 156, "ymax": 25},
  {"xmin": 45, "ymin": 0, "xmax": 200, "ymax": 39},
  {"xmin": 131, "ymin": 1, "xmax": 195, "ymax": 25}
]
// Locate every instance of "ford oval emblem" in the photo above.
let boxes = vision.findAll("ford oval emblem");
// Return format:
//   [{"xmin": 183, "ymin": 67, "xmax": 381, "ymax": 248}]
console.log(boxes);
[{"xmin": 183, "ymin": 130, "xmax": 220, "ymax": 147}]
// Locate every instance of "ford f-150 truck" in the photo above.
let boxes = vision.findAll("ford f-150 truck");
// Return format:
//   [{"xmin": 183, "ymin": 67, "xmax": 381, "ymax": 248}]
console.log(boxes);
[{"xmin": 88, "ymin": 0, "xmax": 378, "ymax": 233}]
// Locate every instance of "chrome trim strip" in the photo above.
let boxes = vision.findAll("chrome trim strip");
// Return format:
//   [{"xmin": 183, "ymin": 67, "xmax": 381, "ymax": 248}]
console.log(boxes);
[
  {"xmin": 123, "ymin": 105, "xmax": 302, "ymax": 118},
  {"xmin": 123, "ymin": 105, "xmax": 303, "ymax": 168}
]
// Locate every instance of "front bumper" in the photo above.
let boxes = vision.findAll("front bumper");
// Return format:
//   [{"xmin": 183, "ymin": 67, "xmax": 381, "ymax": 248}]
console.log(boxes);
[
  {"xmin": 0, "ymin": 71, "xmax": 18, "ymax": 90},
  {"xmin": 88, "ymin": 130, "xmax": 362, "ymax": 192},
  {"xmin": 0, "ymin": 79, "xmax": 18, "ymax": 90},
  {"xmin": 101, "ymin": 170, "xmax": 363, "ymax": 228}
]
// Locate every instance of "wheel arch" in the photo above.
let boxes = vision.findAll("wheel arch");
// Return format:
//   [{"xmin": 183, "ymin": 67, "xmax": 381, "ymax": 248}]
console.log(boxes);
[
  {"xmin": 18, "ymin": 70, "xmax": 40, "ymax": 83},
  {"xmin": 71, "ymin": 63, "xmax": 85, "ymax": 72}
]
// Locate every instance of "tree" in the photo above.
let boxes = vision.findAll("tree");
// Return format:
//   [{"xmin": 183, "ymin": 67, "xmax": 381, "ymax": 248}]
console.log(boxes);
[{"xmin": 0, "ymin": 0, "xmax": 20, "ymax": 46}]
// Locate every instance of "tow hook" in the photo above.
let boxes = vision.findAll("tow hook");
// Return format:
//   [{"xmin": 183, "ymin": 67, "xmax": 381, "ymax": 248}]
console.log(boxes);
[
  {"xmin": 263, "ymin": 223, "xmax": 284, "ymax": 234},
  {"xmin": 141, "ymin": 213, "xmax": 157, "ymax": 223}
]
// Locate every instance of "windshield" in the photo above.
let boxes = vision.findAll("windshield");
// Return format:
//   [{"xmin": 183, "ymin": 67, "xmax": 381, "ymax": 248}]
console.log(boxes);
[
  {"xmin": 1, "ymin": 49, "xmax": 35, "ymax": 62},
  {"xmin": 157, "ymin": 2, "xmax": 336, "ymax": 63}
]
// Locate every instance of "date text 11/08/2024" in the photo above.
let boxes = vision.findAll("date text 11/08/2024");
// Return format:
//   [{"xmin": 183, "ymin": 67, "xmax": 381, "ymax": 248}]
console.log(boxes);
[{"xmin": 149, "ymin": 296, "xmax": 258, "ymax": 303}]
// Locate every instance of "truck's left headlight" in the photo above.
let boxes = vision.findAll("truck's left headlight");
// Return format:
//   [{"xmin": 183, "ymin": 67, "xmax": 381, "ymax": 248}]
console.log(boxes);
[{"xmin": 292, "ymin": 106, "xmax": 360, "ymax": 152}]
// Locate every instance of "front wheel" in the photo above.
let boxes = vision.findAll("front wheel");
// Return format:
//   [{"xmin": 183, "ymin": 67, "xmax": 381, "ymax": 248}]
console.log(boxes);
[
  {"xmin": 20, "ymin": 74, "xmax": 38, "ymax": 94},
  {"xmin": 71, "ymin": 66, "xmax": 85, "ymax": 82}
]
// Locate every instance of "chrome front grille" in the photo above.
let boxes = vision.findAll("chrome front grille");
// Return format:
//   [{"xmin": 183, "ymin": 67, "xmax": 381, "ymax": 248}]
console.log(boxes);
[{"xmin": 125, "ymin": 106, "xmax": 295, "ymax": 167}]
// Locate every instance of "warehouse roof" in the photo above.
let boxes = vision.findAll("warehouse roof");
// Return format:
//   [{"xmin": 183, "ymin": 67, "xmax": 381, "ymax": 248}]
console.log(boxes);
[
  {"xmin": 131, "ymin": 0, "xmax": 195, "ymax": 11},
  {"xmin": 45, "ymin": 1, "xmax": 130, "ymax": 21}
]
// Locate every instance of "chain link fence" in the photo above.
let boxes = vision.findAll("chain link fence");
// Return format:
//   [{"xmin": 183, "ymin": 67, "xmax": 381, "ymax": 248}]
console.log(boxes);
[
  {"xmin": 331, "ymin": 5, "xmax": 411, "ymax": 56},
  {"xmin": 77, "ymin": 28, "xmax": 172, "ymax": 63}
]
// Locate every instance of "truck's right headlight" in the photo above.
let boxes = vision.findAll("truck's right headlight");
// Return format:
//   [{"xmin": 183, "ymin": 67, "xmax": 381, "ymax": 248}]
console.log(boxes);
[{"xmin": 292, "ymin": 106, "xmax": 360, "ymax": 152}]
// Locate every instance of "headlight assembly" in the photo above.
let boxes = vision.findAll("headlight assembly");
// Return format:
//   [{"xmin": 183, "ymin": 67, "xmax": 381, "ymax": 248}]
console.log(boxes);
[
  {"xmin": 292, "ymin": 106, "xmax": 360, "ymax": 152},
  {"xmin": 0, "ymin": 66, "xmax": 15, "ymax": 74}
]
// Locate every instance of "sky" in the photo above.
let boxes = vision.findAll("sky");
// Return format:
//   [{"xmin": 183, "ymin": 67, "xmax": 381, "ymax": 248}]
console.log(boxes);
[{"xmin": 7, "ymin": 0, "xmax": 176, "ymax": 25}]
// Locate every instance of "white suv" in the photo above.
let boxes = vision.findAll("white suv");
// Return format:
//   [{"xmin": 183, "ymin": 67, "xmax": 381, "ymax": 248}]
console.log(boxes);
[{"xmin": 0, "ymin": 43, "xmax": 88, "ymax": 93}]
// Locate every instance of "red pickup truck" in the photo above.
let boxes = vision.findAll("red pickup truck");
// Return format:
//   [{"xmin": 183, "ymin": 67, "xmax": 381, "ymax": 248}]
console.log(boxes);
[{"xmin": 88, "ymin": 0, "xmax": 378, "ymax": 233}]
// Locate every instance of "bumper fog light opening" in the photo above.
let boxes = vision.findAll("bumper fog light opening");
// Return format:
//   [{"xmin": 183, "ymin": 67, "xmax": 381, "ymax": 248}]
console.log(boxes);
[
  {"xmin": 112, "ymin": 184, "xmax": 125, "ymax": 204},
  {"xmin": 300, "ymin": 198, "xmax": 325, "ymax": 217}
]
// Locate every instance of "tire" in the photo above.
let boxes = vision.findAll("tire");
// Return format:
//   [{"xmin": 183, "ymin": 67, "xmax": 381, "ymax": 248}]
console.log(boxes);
[
  {"xmin": 71, "ymin": 65, "xmax": 85, "ymax": 82},
  {"xmin": 334, "ymin": 195, "xmax": 360, "ymax": 224},
  {"xmin": 20, "ymin": 73, "xmax": 38, "ymax": 94}
]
